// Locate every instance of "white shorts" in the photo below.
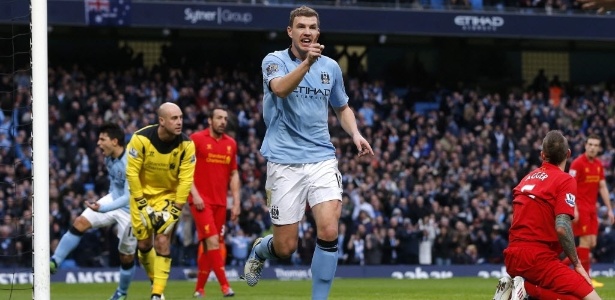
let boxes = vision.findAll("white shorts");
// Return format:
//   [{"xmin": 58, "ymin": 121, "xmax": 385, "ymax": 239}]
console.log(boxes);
[
  {"xmin": 82, "ymin": 194, "xmax": 137, "ymax": 255},
  {"xmin": 265, "ymin": 158, "xmax": 342, "ymax": 225}
]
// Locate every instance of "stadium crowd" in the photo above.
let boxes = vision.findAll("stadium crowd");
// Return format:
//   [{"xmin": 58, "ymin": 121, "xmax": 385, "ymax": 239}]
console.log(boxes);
[
  {"xmin": 0, "ymin": 45, "xmax": 615, "ymax": 270},
  {"xmin": 199, "ymin": 0, "xmax": 587, "ymax": 14}
]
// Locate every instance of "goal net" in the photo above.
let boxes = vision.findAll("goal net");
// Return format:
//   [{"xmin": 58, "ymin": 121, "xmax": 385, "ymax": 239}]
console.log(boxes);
[{"xmin": 0, "ymin": 0, "xmax": 48, "ymax": 299}]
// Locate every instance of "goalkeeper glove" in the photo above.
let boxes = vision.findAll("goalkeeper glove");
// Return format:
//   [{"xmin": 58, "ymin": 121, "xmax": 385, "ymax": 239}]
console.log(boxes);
[
  {"xmin": 135, "ymin": 197, "xmax": 156, "ymax": 229},
  {"xmin": 154, "ymin": 205, "xmax": 181, "ymax": 235}
]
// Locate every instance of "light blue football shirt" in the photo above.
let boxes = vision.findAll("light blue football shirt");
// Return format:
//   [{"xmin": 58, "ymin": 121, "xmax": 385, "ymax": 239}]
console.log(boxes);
[
  {"xmin": 260, "ymin": 48, "xmax": 349, "ymax": 164},
  {"xmin": 99, "ymin": 149, "xmax": 130, "ymax": 213}
]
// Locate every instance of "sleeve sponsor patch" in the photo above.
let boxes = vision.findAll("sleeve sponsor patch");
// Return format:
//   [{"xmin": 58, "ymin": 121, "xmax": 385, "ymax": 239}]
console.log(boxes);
[
  {"xmin": 565, "ymin": 193, "xmax": 575, "ymax": 207},
  {"xmin": 266, "ymin": 63, "xmax": 279, "ymax": 76},
  {"xmin": 129, "ymin": 147, "xmax": 138, "ymax": 158},
  {"xmin": 569, "ymin": 169, "xmax": 577, "ymax": 177}
]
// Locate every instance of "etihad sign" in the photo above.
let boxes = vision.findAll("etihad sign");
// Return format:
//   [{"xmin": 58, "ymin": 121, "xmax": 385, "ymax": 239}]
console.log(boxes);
[
  {"xmin": 184, "ymin": 7, "xmax": 253, "ymax": 25},
  {"xmin": 454, "ymin": 15, "xmax": 505, "ymax": 32}
]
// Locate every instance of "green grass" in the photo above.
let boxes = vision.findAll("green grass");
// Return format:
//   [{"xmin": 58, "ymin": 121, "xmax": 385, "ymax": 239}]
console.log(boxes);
[{"xmin": 7, "ymin": 277, "xmax": 615, "ymax": 299}]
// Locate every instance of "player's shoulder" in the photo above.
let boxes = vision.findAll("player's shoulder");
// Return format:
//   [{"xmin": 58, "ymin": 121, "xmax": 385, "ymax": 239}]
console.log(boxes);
[
  {"xmin": 320, "ymin": 55, "xmax": 337, "ymax": 64},
  {"xmin": 550, "ymin": 168, "xmax": 574, "ymax": 182},
  {"xmin": 119, "ymin": 149, "xmax": 129, "ymax": 162},
  {"xmin": 572, "ymin": 154, "xmax": 588, "ymax": 163},
  {"xmin": 263, "ymin": 49, "xmax": 289, "ymax": 64},
  {"xmin": 222, "ymin": 133, "xmax": 238, "ymax": 146},
  {"xmin": 318, "ymin": 55, "xmax": 342, "ymax": 73},
  {"xmin": 133, "ymin": 125, "xmax": 158, "ymax": 138},
  {"xmin": 267, "ymin": 49, "xmax": 288, "ymax": 58},
  {"xmin": 190, "ymin": 130, "xmax": 210, "ymax": 146},
  {"xmin": 180, "ymin": 132, "xmax": 192, "ymax": 143}
]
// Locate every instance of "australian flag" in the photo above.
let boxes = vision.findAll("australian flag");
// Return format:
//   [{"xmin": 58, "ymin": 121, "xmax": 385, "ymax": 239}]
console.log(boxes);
[{"xmin": 85, "ymin": 0, "xmax": 131, "ymax": 26}]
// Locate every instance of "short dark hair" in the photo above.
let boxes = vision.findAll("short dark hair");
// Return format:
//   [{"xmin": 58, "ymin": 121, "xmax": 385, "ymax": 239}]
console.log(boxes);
[
  {"xmin": 99, "ymin": 123, "xmax": 125, "ymax": 147},
  {"xmin": 542, "ymin": 130, "xmax": 568, "ymax": 165},
  {"xmin": 289, "ymin": 6, "xmax": 319, "ymax": 28},
  {"xmin": 586, "ymin": 133, "xmax": 602, "ymax": 145},
  {"xmin": 209, "ymin": 107, "xmax": 227, "ymax": 119}
]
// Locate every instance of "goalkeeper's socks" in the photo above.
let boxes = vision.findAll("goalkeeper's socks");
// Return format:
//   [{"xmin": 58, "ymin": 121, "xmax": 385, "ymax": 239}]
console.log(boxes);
[
  {"xmin": 152, "ymin": 254, "xmax": 172, "ymax": 296},
  {"xmin": 311, "ymin": 239, "xmax": 338, "ymax": 300},
  {"xmin": 209, "ymin": 248, "xmax": 230, "ymax": 288},
  {"xmin": 255, "ymin": 235, "xmax": 278, "ymax": 260},
  {"xmin": 117, "ymin": 261, "xmax": 135, "ymax": 294},
  {"xmin": 138, "ymin": 247, "xmax": 156, "ymax": 280},
  {"xmin": 195, "ymin": 249, "xmax": 211, "ymax": 292},
  {"xmin": 52, "ymin": 227, "xmax": 84, "ymax": 264}
]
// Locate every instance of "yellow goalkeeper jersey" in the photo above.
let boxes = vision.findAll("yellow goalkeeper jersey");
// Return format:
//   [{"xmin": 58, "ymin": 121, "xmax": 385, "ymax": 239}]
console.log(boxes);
[{"xmin": 126, "ymin": 125, "xmax": 196, "ymax": 205}]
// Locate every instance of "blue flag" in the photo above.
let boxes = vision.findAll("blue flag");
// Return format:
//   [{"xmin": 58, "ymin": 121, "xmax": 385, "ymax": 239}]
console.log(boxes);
[{"xmin": 85, "ymin": 0, "xmax": 131, "ymax": 26}]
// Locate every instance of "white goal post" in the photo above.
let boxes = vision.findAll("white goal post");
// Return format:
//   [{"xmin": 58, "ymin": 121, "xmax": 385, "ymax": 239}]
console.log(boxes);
[{"xmin": 31, "ymin": 0, "xmax": 50, "ymax": 299}]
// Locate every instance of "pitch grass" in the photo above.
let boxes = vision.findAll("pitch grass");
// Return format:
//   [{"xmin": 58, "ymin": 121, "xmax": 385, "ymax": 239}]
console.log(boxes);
[{"xmin": 20, "ymin": 276, "xmax": 615, "ymax": 299}]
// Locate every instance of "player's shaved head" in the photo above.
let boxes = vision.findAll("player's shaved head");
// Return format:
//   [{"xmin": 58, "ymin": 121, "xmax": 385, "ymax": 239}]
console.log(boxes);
[
  {"xmin": 158, "ymin": 102, "xmax": 181, "ymax": 118},
  {"xmin": 542, "ymin": 130, "xmax": 569, "ymax": 165},
  {"xmin": 156, "ymin": 102, "xmax": 184, "ymax": 139}
]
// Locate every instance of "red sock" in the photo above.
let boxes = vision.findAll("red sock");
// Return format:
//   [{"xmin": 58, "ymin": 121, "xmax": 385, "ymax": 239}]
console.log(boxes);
[
  {"xmin": 208, "ymin": 248, "xmax": 230, "ymax": 288},
  {"xmin": 195, "ymin": 249, "xmax": 211, "ymax": 292},
  {"xmin": 577, "ymin": 247, "xmax": 591, "ymax": 274},
  {"xmin": 525, "ymin": 282, "xmax": 578, "ymax": 300}
]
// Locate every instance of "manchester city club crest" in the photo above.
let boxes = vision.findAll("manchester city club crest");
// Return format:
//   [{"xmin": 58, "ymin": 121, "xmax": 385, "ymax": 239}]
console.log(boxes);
[{"xmin": 321, "ymin": 71, "xmax": 330, "ymax": 84}]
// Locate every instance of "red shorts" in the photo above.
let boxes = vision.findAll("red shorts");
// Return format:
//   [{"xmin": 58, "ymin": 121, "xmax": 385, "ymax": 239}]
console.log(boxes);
[
  {"xmin": 190, "ymin": 203, "xmax": 227, "ymax": 241},
  {"xmin": 504, "ymin": 245, "xmax": 593, "ymax": 299},
  {"xmin": 572, "ymin": 208, "xmax": 598, "ymax": 236}
]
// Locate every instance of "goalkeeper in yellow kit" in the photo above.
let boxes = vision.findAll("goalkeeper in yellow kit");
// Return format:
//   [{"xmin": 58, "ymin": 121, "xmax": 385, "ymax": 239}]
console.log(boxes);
[{"xmin": 126, "ymin": 102, "xmax": 196, "ymax": 300}]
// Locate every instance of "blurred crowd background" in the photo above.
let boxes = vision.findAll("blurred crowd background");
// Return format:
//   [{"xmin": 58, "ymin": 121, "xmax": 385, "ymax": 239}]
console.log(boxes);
[
  {"xmin": 1, "ymin": 10, "xmax": 615, "ymax": 270},
  {"xmin": 161, "ymin": 0, "xmax": 600, "ymax": 15},
  {"xmin": 2, "ymin": 50, "xmax": 615, "ymax": 270}
]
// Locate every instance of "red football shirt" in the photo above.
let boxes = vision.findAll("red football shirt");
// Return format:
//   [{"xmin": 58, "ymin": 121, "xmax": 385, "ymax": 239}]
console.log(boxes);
[
  {"xmin": 189, "ymin": 128, "xmax": 237, "ymax": 206},
  {"xmin": 509, "ymin": 162, "xmax": 577, "ymax": 253},
  {"xmin": 569, "ymin": 154, "xmax": 604, "ymax": 211}
]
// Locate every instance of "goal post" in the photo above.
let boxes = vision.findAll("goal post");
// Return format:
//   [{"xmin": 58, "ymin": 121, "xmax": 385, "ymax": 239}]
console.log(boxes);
[{"xmin": 31, "ymin": 0, "xmax": 50, "ymax": 299}]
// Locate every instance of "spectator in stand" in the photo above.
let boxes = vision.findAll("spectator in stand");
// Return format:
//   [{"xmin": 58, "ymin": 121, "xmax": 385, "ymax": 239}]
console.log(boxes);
[
  {"xmin": 228, "ymin": 228, "xmax": 254, "ymax": 267},
  {"xmin": 382, "ymin": 227, "xmax": 400, "ymax": 264},
  {"xmin": 418, "ymin": 215, "xmax": 437, "ymax": 265},
  {"xmin": 577, "ymin": 0, "xmax": 615, "ymax": 12},
  {"xmin": 337, "ymin": 222, "xmax": 351, "ymax": 265},
  {"xmin": 398, "ymin": 218, "xmax": 423, "ymax": 264},
  {"xmin": 433, "ymin": 222, "xmax": 455, "ymax": 266},
  {"xmin": 364, "ymin": 227, "xmax": 384, "ymax": 265}
]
